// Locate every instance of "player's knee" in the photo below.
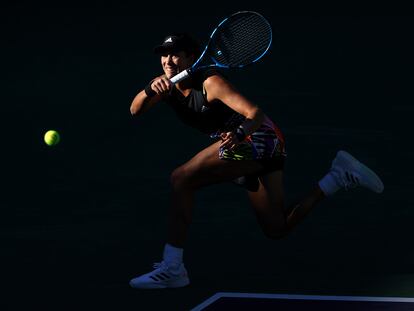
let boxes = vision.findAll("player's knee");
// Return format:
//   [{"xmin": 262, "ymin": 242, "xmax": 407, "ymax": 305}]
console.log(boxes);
[{"xmin": 170, "ymin": 166, "xmax": 194, "ymax": 190}]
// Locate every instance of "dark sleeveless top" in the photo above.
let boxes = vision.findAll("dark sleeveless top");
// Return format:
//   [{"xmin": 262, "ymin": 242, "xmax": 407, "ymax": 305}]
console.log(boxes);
[{"xmin": 164, "ymin": 69, "xmax": 245, "ymax": 136}]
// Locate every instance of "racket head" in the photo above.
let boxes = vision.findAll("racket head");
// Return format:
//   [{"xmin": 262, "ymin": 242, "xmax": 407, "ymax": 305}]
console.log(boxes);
[{"xmin": 205, "ymin": 11, "xmax": 273, "ymax": 68}]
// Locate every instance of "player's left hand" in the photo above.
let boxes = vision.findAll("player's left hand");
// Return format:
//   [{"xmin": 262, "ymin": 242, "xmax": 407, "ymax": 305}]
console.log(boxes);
[{"xmin": 220, "ymin": 131, "xmax": 240, "ymax": 150}]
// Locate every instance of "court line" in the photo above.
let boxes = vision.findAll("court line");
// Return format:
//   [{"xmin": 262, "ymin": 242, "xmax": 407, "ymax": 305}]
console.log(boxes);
[{"xmin": 190, "ymin": 292, "xmax": 414, "ymax": 311}]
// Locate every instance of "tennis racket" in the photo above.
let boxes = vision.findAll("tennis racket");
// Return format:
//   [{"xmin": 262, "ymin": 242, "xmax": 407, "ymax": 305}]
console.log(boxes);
[{"xmin": 169, "ymin": 11, "xmax": 272, "ymax": 84}]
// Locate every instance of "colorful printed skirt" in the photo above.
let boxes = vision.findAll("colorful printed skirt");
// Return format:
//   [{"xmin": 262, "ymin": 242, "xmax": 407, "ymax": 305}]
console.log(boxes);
[{"xmin": 216, "ymin": 115, "xmax": 287, "ymax": 173}]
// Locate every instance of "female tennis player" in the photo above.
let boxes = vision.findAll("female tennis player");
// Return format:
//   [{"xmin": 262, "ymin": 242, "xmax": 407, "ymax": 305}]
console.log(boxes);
[{"xmin": 128, "ymin": 33, "xmax": 384, "ymax": 289}]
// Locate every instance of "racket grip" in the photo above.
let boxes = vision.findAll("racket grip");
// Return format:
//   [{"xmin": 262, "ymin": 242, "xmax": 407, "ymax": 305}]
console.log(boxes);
[{"xmin": 170, "ymin": 69, "xmax": 192, "ymax": 84}]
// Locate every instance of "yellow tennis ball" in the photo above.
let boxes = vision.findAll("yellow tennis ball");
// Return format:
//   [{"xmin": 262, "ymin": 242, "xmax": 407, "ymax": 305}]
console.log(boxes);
[{"xmin": 44, "ymin": 130, "xmax": 60, "ymax": 146}]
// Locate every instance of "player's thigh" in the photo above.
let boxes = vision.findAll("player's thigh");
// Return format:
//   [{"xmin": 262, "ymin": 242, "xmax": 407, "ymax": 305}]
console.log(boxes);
[
  {"xmin": 173, "ymin": 141, "xmax": 263, "ymax": 187},
  {"xmin": 247, "ymin": 170, "xmax": 287, "ymax": 231}
]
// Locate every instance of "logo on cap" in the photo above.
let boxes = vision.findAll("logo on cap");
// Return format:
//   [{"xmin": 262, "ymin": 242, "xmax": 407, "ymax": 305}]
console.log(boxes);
[{"xmin": 164, "ymin": 37, "xmax": 173, "ymax": 43}]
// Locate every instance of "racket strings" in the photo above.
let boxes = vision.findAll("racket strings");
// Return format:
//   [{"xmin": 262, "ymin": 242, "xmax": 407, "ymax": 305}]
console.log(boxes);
[
  {"xmin": 223, "ymin": 25, "xmax": 269, "ymax": 60},
  {"xmin": 211, "ymin": 12, "xmax": 271, "ymax": 67}
]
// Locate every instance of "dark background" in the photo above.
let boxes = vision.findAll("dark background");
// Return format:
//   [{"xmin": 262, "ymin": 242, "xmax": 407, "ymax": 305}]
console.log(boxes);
[{"xmin": 2, "ymin": 2, "xmax": 414, "ymax": 310}]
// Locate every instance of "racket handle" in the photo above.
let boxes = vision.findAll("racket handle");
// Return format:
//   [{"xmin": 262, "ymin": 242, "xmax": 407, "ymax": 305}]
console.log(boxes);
[{"xmin": 170, "ymin": 69, "xmax": 192, "ymax": 84}]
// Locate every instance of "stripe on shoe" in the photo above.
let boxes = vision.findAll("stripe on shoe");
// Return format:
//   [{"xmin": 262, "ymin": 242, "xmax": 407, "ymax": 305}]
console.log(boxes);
[
  {"xmin": 150, "ymin": 273, "xmax": 172, "ymax": 282},
  {"xmin": 150, "ymin": 275, "xmax": 162, "ymax": 282},
  {"xmin": 160, "ymin": 273, "xmax": 171, "ymax": 279}
]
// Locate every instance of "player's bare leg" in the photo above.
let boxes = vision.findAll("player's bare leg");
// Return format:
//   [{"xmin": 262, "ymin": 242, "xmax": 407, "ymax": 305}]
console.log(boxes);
[
  {"xmin": 168, "ymin": 140, "xmax": 263, "ymax": 248},
  {"xmin": 247, "ymin": 172, "xmax": 325, "ymax": 238},
  {"xmin": 248, "ymin": 150, "xmax": 384, "ymax": 239},
  {"xmin": 130, "ymin": 141, "xmax": 264, "ymax": 289}
]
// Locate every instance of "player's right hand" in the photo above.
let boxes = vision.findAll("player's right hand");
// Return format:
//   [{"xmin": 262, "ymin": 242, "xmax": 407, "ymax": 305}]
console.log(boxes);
[{"xmin": 150, "ymin": 75, "xmax": 173, "ymax": 95}]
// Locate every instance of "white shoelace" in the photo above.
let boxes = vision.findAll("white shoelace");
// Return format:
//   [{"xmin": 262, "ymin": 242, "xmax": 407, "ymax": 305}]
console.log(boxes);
[{"xmin": 153, "ymin": 262, "xmax": 167, "ymax": 270}]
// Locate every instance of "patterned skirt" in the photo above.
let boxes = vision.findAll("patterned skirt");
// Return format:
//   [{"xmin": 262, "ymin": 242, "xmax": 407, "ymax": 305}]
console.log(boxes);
[{"xmin": 216, "ymin": 115, "xmax": 287, "ymax": 173}]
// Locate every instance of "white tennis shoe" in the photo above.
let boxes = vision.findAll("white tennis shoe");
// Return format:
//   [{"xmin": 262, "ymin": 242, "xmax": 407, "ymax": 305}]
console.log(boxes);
[
  {"xmin": 129, "ymin": 261, "xmax": 190, "ymax": 289},
  {"xmin": 331, "ymin": 150, "xmax": 384, "ymax": 193}
]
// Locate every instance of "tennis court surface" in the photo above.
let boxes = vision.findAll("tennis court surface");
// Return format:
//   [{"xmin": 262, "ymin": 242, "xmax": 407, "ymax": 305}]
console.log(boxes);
[{"xmin": 191, "ymin": 292, "xmax": 414, "ymax": 310}]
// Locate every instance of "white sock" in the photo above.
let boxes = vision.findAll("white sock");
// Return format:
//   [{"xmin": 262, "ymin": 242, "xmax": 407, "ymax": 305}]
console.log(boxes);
[
  {"xmin": 318, "ymin": 171, "xmax": 341, "ymax": 196},
  {"xmin": 162, "ymin": 243, "xmax": 183, "ymax": 269}
]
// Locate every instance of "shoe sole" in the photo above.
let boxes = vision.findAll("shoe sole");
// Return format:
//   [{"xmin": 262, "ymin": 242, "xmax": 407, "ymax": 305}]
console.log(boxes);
[
  {"xmin": 129, "ymin": 276, "xmax": 190, "ymax": 289},
  {"xmin": 334, "ymin": 150, "xmax": 384, "ymax": 193}
]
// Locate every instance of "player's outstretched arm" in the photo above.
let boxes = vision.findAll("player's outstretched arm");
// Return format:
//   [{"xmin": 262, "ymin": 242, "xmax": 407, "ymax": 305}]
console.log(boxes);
[{"xmin": 130, "ymin": 75, "xmax": 171, "ymax": 116}]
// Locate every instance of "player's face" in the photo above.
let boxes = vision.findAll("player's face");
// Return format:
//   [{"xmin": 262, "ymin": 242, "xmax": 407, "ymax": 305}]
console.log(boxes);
[{"xmin": 161, "ymin": 50, "xmax": 194, "ymax": 79}]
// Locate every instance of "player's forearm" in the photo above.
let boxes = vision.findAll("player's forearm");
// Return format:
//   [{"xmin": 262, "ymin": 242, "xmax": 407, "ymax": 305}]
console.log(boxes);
[
  {"xmin": 239, "ymin": 107, "xmax": 265, "ymax": 136},
  {"xmin": 130, "ymin": 90, "xmax": 154, "ymax": 116}
]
